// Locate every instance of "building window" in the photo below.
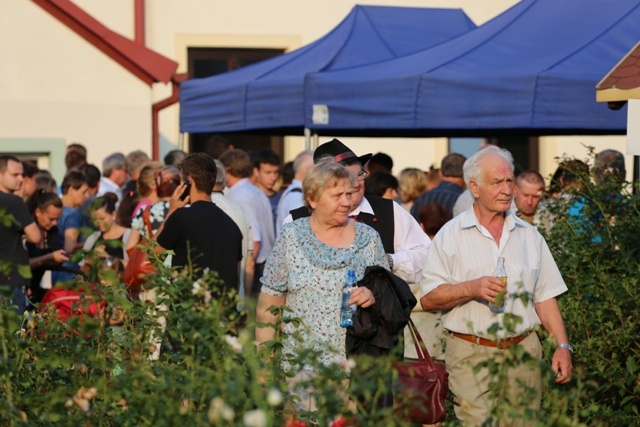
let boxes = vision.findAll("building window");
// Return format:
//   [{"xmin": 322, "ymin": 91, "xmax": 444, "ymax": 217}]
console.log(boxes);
[{"xmin": 187, "ymin": 48, "xmax": 285, "ymax": 157}]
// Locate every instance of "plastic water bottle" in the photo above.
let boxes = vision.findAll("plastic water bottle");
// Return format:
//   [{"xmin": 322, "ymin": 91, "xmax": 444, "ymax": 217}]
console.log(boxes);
[
  {"xmin": 340, "ymin": 270, "xmax": 358, "ymax": 328},
  {"xmin": 489, "ymin": 257, "xmax": 507, "ymax": 314}
]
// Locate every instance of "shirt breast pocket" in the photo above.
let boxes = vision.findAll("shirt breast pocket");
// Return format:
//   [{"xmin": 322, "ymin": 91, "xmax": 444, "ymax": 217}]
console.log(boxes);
[{"xmin": 508, "ymin": 265, "xmax": 539, "ymax": 303}]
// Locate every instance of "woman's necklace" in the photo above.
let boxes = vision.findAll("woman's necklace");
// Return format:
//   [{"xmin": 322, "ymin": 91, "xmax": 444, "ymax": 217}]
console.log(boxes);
[{"xmin": 40, "ymin": 229, "xmax": 48, "ymax": 249}]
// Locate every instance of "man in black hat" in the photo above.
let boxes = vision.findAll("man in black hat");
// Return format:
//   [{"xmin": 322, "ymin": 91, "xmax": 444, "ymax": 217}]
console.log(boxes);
[{"xmin": 288, "ymin": 139, "xmax": 429, "ymax": 284}]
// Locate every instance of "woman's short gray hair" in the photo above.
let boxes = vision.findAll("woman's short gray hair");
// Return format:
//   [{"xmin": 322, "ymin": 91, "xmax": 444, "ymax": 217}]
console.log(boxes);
[
  {"xmin": 463, "ymin": 146, "xmax": 514, "ymax": 187},
  {"xmin": 302, "ymin": 158, "xmax": 355, "ymax": 211}
]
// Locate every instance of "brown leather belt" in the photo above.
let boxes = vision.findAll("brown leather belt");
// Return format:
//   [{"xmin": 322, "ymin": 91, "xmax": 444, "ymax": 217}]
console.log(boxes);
[{"xmin": 450, "ymin": 331, "xmax": 531, "ymax": 350}]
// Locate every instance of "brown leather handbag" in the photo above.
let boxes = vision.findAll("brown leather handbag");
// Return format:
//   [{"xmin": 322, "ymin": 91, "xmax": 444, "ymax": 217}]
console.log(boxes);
[{"xmin": 393, "ymin": 318, "xmax": 449, "ymax": 424}]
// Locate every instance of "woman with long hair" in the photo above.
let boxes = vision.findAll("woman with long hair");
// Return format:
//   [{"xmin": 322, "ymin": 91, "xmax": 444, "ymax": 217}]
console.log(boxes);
[{"xmin": 26, "ymin": 190, "xmax": 70, "ymax": 305}]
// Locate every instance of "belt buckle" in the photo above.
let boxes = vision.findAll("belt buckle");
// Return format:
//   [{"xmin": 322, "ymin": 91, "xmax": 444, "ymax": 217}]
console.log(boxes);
[{"xmin": 474, "ymin": 336, "xmax": 481, "ymax": 345}]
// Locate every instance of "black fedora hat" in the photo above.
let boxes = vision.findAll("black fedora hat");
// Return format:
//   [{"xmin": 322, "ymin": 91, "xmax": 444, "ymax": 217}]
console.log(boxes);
[{"xmin": 313, "ymin": 138, "xmax": 372, "ymax": 166}]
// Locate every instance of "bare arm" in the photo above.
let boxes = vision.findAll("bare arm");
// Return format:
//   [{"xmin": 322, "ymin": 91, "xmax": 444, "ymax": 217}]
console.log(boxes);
[
  {"xmin": 64, "ymin": 228, "xmax": 80, "ymax": 254},
  {"xmin": 126, "ymin": 227, "xmax": 141, "ymax": 252},
  {"xmin": 256, "ymin": 293, "xmax": 287, "ymax": 345},
  {"xmin": 23, "ymin": 222, "xmax": 42, "ymax": 245},
  {"xmin": 252, "ymin": 241, "xmax": 261, "ymax": 262},
  {"xmin": 535, "ymin": 297, "xmax": 572, "ymax": 383},
  {"xmin": 421, "ymin": 276, "xmax": 507, "ymax": 311},
  {"xmin": 29, "ymin": 249, "xmax": 69, "ymax": 268},
  {"xmin": 244, "ymin": 254, "xmax": 255, "ymax": 297}
]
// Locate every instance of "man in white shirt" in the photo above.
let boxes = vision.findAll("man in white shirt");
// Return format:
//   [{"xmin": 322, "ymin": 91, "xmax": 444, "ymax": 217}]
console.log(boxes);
[
  {"xmin": 97, "ymin": 152, "xmax": 128, "ymax": 202},
  {"xmin": 420, "ymin": 146, "xmax": 573, "ymax": 425},
  {"xmin": 275, "ymin": 150, "xmax": 313, "ymax": 236},
  {"xmin": 220, "ymin": 149, "xmax": 274, "ymax": 297},
  {"xmin": 211, "ymin": 159, "xmax": 254, "ymax": 304}
]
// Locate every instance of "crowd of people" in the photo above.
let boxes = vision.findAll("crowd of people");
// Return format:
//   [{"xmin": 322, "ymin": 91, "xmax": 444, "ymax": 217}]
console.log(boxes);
[{"xmin": 0, "ymin": 138, "xmax": 628, "ymax": 425}]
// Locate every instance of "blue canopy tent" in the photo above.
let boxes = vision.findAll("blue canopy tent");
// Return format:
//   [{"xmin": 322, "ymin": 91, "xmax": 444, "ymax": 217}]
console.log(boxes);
[
  {"xmin": 179, "ymin": 5, "xmax": 475, "ymax": 134},
  {"xmin": 304, "ymin": 0, "xmax": 640, "ymax": 136}
]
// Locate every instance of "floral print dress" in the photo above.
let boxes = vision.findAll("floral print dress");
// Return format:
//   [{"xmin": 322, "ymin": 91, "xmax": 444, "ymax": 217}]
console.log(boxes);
[
  {"xmin": 260, "ymin": 217, "xmax": 388, "ymax": 370},
  {"xmin": 131, "ymin": 201, "xmax": 169, "ymax": 237}
]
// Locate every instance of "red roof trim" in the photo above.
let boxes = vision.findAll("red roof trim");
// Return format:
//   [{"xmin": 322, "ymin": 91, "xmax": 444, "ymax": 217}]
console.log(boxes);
[{"xmin": 32, "ymin": 0, "xmax": 178, "ymax": 86}]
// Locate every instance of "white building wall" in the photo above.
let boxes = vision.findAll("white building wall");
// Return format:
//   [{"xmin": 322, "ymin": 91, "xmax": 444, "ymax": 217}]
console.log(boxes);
[{"xmin": 2, "ymin": 0, "xmax": 630, "ymax": 182}]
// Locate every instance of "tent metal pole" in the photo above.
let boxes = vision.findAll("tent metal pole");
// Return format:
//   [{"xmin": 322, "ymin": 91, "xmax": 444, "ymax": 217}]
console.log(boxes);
[
  {"xmin": 313, "ymin": 132, "xmax": 319, "ymax": 150},
  {"xmin": 179, "ymin": 132, "xmax": 185, "ymax": 151},
  {"xmin": 634, "ymin": 155, "xmax": 639, "ymax": 195},
  {"xmin": 304, "ymin": 127, "xmax": 311, "ymax": 151}
]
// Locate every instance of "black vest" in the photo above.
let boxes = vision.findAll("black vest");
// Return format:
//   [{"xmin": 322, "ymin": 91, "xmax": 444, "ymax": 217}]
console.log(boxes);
[{"xmin": 290, "ymin": 195, "xmax": 395, "ymax": 254}]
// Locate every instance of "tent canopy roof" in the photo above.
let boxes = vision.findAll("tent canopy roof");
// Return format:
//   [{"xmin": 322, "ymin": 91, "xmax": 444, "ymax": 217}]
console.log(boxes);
[
  {"xmin": 304, "ymin": 0, "xmax": 640, "ymax": 136},
  {"xmin": 179, "ymin": 5, "xmax": 475, "ymax": 134}
]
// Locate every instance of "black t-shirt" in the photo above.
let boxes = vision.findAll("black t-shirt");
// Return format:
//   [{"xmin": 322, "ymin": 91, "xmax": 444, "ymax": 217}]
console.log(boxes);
[
  {"xmin": 27, "ymin": 226, "xmax": 65, "ymax": 304},
  {"xmin": 0, "ymin": 192, "xmax": 34, "ymax": 288},
  {"xmin": 157, "ymin": 201, "xmax": 243, "ymax": 290}
]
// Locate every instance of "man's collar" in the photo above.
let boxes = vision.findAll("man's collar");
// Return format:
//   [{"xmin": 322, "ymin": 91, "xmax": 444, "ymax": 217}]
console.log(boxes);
[
  {"xmin": 349, "ymin": 196, "xmax": 374, "ymax": 216},
  {"xmin": 460, "ymin": 206, "xmax": 522, "ymax": 231}
]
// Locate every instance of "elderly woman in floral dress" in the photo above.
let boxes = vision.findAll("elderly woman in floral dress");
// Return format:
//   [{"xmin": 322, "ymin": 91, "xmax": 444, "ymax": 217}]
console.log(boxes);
[{"xmin": 256, "ymin": 158, "xmax": 388, "ymax": 416}]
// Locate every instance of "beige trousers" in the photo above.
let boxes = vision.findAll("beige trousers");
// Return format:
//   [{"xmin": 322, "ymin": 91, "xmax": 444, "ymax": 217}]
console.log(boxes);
[{"xmin": 445, "ymin": 332, "xmax": 542, "ymax": 426}]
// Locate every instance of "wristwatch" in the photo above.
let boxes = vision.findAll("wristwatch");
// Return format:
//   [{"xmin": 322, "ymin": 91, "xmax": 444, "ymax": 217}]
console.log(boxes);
[
  {"xmin": 556, "ymin": 343, "xmax": 574, "ymax": 353},
  {"xmin": 386, "ymin": 254, "xmax": 394, "ymax": 271}
]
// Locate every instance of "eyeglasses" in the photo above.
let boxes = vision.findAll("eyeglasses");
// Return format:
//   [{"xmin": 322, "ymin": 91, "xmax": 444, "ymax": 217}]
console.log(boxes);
[{"xmin": 357, "ymin": 169, "xmax": 368, "ymax": 181}]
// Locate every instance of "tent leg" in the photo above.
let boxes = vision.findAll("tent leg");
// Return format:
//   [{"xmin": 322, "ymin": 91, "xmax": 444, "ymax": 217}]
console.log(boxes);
[
  {"xmin": 634, "ymin": 155, "xmax": 639, "ymax": 195},
  {"xmin": 313, "ymin": 132, "xmax": 319, "ymax": 150},
  {"xmin": 179, "ymin": 132, "xmax": 186, "ymax": 152},
  {"xmin": 304, "ymin": 128, "xmax": 311, "ymax": 151}
]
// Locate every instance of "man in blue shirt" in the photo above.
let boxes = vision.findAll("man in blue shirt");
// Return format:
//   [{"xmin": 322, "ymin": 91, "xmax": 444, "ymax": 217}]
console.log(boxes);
[{"xmin": 411, "ymin": 153, "xmax": 466, "ymax": 220}]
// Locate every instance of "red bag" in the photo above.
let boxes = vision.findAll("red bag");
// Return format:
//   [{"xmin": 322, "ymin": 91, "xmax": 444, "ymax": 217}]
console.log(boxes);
[
  {"xmin": 40, "ymin": 287, "xmax": 105, "ymax": 322},
  {"xmin": 393, "ymin": 318, "xmax": 449, "ymax": 424},
  {"xmin": 124, "ymin": 207, "xmax": 155, "ymax": 297}
]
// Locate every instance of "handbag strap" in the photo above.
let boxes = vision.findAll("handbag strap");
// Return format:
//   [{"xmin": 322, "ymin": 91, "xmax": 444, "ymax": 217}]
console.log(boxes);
[
  {"xmin": 406, "ymin": 318, "xmax": 437, "ymax": 371},
  {"xmin": 142, "ymin": 206, "xmax": 153, "ymax": 237}
]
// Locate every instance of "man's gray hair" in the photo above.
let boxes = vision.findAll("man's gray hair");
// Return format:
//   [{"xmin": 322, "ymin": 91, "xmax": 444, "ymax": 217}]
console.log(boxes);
[
  {"xmin": 102, "ymin": 152, "xmax": 125, "ymax": 178},
  {"xmin": 463, "ymin": 146, "xmax": 514, "ymax": 187},
  {"xmin": 125, "ymin": 150, "xmax": 150, "ymax": 176},
  {"xmin": 293, "ymin": 150, "xmax": 313, "ymax": 172},
  {"xmin": 213, "ymin": 159, "xmax": 226, "ymax": 188}
]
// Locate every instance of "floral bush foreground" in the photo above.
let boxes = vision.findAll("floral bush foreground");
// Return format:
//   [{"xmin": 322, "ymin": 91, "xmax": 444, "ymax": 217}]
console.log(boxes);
[
  {"xmin": 0, "ymin": 253, "xmax": 412, "ymax": 427},
  {"xmin": 0, "ymin": 257, "xmax": 573, "ymax": 427}
]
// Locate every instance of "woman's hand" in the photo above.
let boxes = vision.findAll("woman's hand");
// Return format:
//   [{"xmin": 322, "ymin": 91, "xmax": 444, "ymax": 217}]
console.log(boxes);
[
  {"xmin": 51, "ymin": 249, "xmax": 70, "ymax": 263},
  {"xmin": 350, "ymin": 287, "xmax": 375, "ymax": 308}
]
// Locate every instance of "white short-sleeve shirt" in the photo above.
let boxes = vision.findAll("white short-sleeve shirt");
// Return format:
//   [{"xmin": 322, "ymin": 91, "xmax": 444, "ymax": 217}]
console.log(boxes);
[{"xmin": 420, "ymin": 207, "xmax": 567, "ymax": 338}]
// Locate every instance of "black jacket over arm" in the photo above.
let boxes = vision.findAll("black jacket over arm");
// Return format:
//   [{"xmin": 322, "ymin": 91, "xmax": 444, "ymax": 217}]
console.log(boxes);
[{"xmin": 346, "ymin": 266, "xmax": 417, "ymax": 357}]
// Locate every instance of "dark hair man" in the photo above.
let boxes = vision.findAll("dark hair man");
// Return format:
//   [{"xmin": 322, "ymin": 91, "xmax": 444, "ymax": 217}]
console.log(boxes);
[
  {"xmin": 16, "ymin": 160, "xmax": 39, "ymax": 202},
  {"xmin": 253, "ymin": 149, "xmax": 282, "ymax": 231},
  {"xmin": 410, "ymin": 152, "xmax": 466, "ymax": 220},
  {"xmin": 594, "ymin": 149, "xmax": 626, "ymax": 186},
  {"xmin": 513, "ymin": 170, "xmax": 545, "ymax": 225},
  {"xmin": 0, "ymin": 155, "xmax": 42, "ymax": 313},
  {"xmin": 0, "ymin": 155, "xmax": 25, "ymax": 194},
  {"xmin": 59, "ymin": 170, "xmax": 89, "ymax": 254},
  {"xmin": 156, "ymin": 153, "xmax": 242, "ymax": 290},
  {"xmin": 366, "ymin": 152, "xmax": 394, "ymax": 174},
  {"xmin": 220, "ymin": 149, "xmax": 274, "ymax": 297},
  {"xmin": 65, "ymin": 143, "xmax": 87, "ymax": 171}
]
